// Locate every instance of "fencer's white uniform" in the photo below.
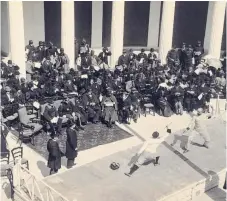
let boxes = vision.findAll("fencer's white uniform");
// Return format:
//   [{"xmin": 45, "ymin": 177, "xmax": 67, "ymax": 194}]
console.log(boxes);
[
  {"xmin": 188, "ymin": 114, "xmax": 210, "ymax": 142},
  {"xmin": 135, "ymin": 132, "xmax": 169, "ymax": 166}
]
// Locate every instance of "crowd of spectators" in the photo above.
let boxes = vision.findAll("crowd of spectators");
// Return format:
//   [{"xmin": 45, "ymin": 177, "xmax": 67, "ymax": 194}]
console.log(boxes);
[{"xmin": 1, "ymin": 39, "xmax": 226, "ymax": 136}]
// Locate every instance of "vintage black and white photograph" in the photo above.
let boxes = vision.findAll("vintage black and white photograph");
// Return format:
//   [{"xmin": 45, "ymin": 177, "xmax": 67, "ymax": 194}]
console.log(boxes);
[{"xmin": 0, "ymin": 0, "xmax": 226, "ymax": 201}]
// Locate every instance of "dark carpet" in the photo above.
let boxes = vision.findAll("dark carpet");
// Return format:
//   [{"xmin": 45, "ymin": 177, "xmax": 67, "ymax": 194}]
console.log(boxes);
[{"xmin": 11, "ymin": 123, "xmax": 132, "ymax": 160}]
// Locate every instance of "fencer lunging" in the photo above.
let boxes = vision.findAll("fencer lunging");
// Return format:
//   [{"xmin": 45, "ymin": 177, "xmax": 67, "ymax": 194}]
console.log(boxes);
[{"xmin": 125, "ymin": 127, "xmax": 171, "ymax": 177}]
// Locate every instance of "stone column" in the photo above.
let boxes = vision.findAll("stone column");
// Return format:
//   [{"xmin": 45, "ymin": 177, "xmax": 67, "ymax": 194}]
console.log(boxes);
[
  {"xmin": 147, "ymin": 1, "xmax": 161, "ymax": 49},
  {"xmin": 204, "ymin": 2, "xmax": 226, "ymax": 58},
  {"xmin": 158, "ymin": 1, "xmax": 175, "ymax": 65},
  {"xmin": 110, "ymin": 0, "xmax": 125, "ymax": 68},
  {"xmin": 91, "ymin": 1, "xmax": 103, "ymax": 48},
  {"xmin": 61, "ymin": 1, "xmax": 75, "ymax": 69},
  {"xmin": 8, "ymin": 1, "xmax": 26, "ymax": 78}
]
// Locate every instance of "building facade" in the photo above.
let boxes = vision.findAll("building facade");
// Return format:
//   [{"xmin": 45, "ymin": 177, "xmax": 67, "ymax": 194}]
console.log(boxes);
[{"xmin": 1, "ymin": 1, "xmax": 226, "ymax": 78}]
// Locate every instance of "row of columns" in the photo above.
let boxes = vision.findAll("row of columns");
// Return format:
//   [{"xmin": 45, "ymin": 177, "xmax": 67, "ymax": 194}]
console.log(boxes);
[{"xmin": 8, "ymin": 1, "xmax": 226, "ymax": 78}]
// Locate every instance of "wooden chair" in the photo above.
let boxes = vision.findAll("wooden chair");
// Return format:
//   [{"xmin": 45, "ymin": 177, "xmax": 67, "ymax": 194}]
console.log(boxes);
[
  {"xmin": 142, "ymin": 94, "xmax": 155, "ymax": 116},
  {"xmin": 11, "ymin": 147, "xmax": 29, "ymax": 170},
  {"xmin": 18, "ymin": 107, "xmax": 43, "ymax": 145},
  {"xmin": 17, "ymin": 123, "xmax": 35, "ymax": 146}
]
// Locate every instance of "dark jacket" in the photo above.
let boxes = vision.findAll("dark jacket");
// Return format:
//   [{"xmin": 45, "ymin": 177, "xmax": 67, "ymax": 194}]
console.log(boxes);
[
  {"xmin": 47, "ymin": 139, "xmax": 62, "ymax": 170},
  {"xmin": 98, "ymin": 51, "xmax": 112, "ymax": 64},
  {"xmin": 43, "ymin": 105, "xmax": 58, "ymax": 121},
  {"xmin": 118, "ymin": 55, "xmax": 128, "ymax": 66},
  {"xmin": 58, "ymin": 102, "xmax": 74, "ymax": 117},
  {"xmin": 65, "ymin": 128, "xmax": 78, "ymax": 159}
]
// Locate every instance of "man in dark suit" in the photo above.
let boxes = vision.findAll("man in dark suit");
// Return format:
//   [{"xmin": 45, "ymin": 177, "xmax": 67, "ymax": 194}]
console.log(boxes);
[
  {"xmin": 43, "ymin": 100, "xmax": 63, "ymax": 135},
  {"xmin": 36, "ymin": 41, "xmax": 46, "ymax": 62},
  {"xmin": 82, "ymin": 89, "xmax": 101, "ymax": 123},
  {"xmin": 25, "ymin": 40, "xmax": 36, "ymax": 61},
  {"xmin": 47, "ymin": 135, "xmax": 63, "ymax": 175},
  {"xmin": 118, "ymin": 49, "xmax": 128, "ymax": 68},
  {"xmin": 193, "ymin": 40, "xmax": 204, "ymax": 66},
  {"xmin": 98, "ymin": 47, "xmax": 112, "ymax": 68},
  {"xmin": 65, "ymin": 120, "xmax": 78, "ymax": 169}
]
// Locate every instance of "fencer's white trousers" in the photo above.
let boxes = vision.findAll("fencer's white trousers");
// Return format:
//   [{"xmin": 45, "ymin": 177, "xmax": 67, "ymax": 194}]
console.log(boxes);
[{"xmin": 136, "ymin": 151, "xmax": 157, "ymax": 167}]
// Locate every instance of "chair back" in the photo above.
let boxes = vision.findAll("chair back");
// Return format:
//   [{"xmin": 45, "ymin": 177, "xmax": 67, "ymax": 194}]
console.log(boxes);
[
  {"xmin": 11, "ymin": 147, "xmax": 23, "ymax": 162},
  {"xmin": 18, "ymin": 107, "xmax": 29, "ymax": 125},
  {"xmin": 0, "ymin": 152, "xmax": 9, "ymax": 165}
]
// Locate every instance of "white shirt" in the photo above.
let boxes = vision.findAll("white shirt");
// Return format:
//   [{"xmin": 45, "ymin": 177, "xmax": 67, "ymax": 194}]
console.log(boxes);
[{"xmin": 137, "ymin": 132, "xmax": 169, "ymax": 154}]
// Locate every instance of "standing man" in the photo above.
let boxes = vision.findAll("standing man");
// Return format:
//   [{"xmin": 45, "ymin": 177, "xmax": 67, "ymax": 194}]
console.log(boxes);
[
  {"xmin": 172, "ymin": 109, "xmax": 212, "ymax": 153},
  {"xmin": 47, "ymin": 134, "xmax": 63, "ymax": 175},
  {"xmin": 56, "ymin": 48, "xmax": 70, "ymax": 74},
  {"xmin": 25, "ymin": 40, "xmax": 36, "ymax": 61},
  {"xmin": 98, "ymin": 47, "xmax": 112, "ymax": 69},
  {"xmin": 65, "ymin": 120, "xmax": 78, "ymax": 169},
  {"xmin": 193, "ymin": 41, "xmax": 204, "ymax": 66},
  {"xmin": 125, "ymin": 127, "xmax": 172, "ymax": 177}
]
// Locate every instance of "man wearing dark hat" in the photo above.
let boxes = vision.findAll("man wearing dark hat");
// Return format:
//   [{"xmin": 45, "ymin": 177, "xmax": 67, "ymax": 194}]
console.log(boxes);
[
  {"xmin": 182, "ymin": 45, "xmax": 194, "ymax": 69},
  {"xmin": 46, "ymin": 41, "xmax": 58, "ymax": 57},
  {"xmin": 148, "ymin": 48, "xmax": 158, "ymax": 68},
  {"xmin": 36, "ymin": 41, "xmax": 46, "ymax": 62},
  {"xmin": 128, "ymin": 49, "xmax": 137, "ymax": 64},
  {"xmin": 98, "ymin": 47, "xmax": 112, "ymax": 68},
  {"xmin": 79, "ymin": 38, "xmax": 90, "ymax": 58},
  {"xmin": 40, "ymin": 56, "xmax": 53, "ymax": 76},
  {"xmin": 25, "ymin": 82, "xmax": 41, "ymax": 101},
  {"xmin": 47, "ymin": 134, "xmax": 64, "ymax": 175},
  {"xmin": 25, "ymin": 40, "xmax": 36, "ymax": 61},
  {"xmin": 101, "ymin": 88, "xmax": 118, "ymax": 128},
  {"xmin": 193, "ymin": 40, "xmax": 204, "ymax": 66},
  {"xmin": 178, "ymin": 42, "xmax": 186, "ymax": 68},
  {"xmin": 20, "ymin": 77, "xmax": 28, "ymax": 94},
  {"xmin": 43, "ymin": 99, "xmax": 63, "ymax": 135},
  {"xmin": 118, "ymin": 91, "xmax": 132, "ymax": 124},
  {"xmin": 1, "ymin": 86, "xmax": 15, "ymax": 105},
  {"xmin": 167, "ymin": 47, "xmax": 179, "ymax": 69},
  {"xmin": 118, "ymin": 49, "xmax": 128, "ymax": 68},
  {"xmin": 81, "ymin": 88, "xmax": 101, "ymax": 124},
  {"xmin": 58, "ymin": 97, "xmax": 83, "ymax": 130},
  {"xmin": 81, "ymin": 51, "xmax": 91, "ymax": 72},
  {"xmin": 90, "ymin": 77, "xmax": 102, "ymax": 97},
  {"xmin": 137, "ymin": 48, "xmax": 148, "ymax": 64},
  {"xmin": 171, "ymin": 81, "xmax": 184, "ymax": 115},
  {"xmin": 64, "ymin": 79, "xmax": 77, "ymax": 94},
  {"xmin": 1, "ymin": 86, "xmax": 19, "ymax": 125},
  {"xmin": 56, "ymin": 48, "xmax": 70, "ymax": 74},
  {"xmin": 130, "ymin": 87, "xmax": 142, "ymax": 123},
  {"xmin": 65, "ymin": 120, "xmax": 78, "ymax": 169},
  {"xmin": 6, "ymin": 60, "xmax": 19, "ymax": 77}
]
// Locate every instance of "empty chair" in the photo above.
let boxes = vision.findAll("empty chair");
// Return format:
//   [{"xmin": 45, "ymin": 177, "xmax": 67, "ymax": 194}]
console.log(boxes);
[
  {"xmin": 11, "ymin": 147, "xmax": 29, "ymax": 170},
  {"xmin": 18, "ymin": 107, "xmax": 43, "ymax": 135}
]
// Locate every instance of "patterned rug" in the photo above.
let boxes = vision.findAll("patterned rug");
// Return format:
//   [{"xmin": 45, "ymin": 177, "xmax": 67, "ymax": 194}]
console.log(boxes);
[{"xmin": 11, "ymin": 123, "xmax": 132, "ymax": 160}]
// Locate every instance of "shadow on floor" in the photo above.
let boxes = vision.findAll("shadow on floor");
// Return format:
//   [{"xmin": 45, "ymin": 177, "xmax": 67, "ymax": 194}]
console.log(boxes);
[{"xmin": 37, "ymin": 161, "xmax": 50, "ymax": 177}]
